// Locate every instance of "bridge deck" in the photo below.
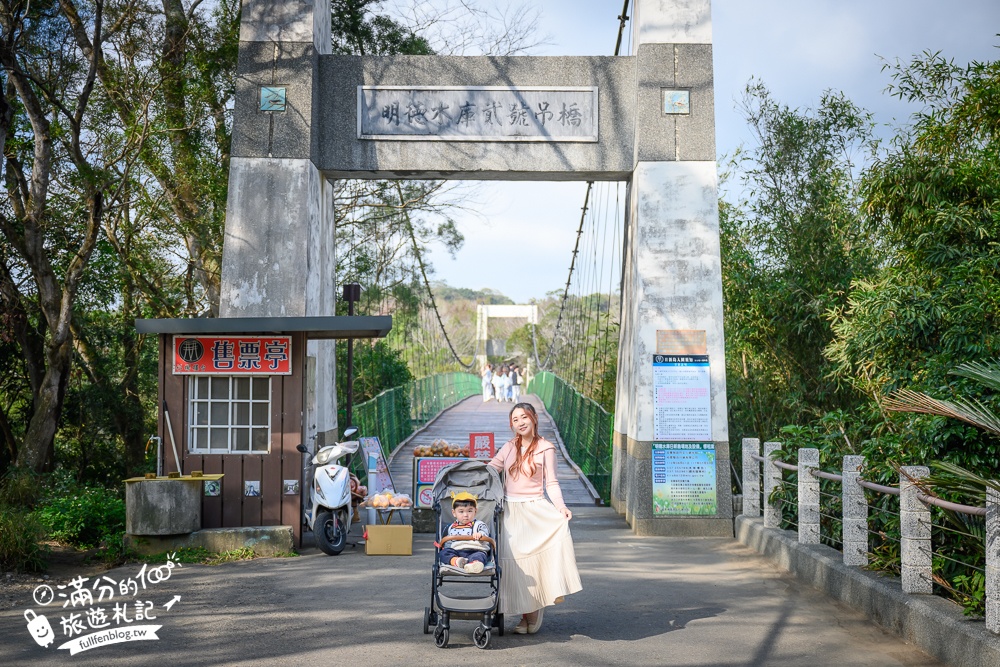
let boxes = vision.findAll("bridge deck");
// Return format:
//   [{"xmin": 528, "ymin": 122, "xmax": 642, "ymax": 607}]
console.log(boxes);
[{"xmin": 388, "ymin": 394, "xmax": 599, "ymax": 506}]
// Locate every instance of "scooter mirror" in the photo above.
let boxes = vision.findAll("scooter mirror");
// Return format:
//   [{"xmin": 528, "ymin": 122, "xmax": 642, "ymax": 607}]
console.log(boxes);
[
  {"xmin": 343, "ymin": 426, "xmax": 359, "ymax": 439},
  {"xmin": 295, "ymin": 444, "xmax": 308, "ymax": 454}
]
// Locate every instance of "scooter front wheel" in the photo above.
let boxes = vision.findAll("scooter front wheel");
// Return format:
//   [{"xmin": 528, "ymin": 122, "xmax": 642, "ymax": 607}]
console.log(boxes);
[{"xmin": 315, "ymin": 510, "xmax": 346, "ymax": 555}]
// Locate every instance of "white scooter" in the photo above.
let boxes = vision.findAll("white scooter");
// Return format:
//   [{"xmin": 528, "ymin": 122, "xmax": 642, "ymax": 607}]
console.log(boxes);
[{"xmin": 297, "ymin": 426, "xmax": 360, "ymax": 555}]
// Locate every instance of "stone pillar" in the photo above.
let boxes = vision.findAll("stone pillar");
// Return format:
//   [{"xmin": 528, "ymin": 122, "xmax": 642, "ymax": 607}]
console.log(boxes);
[
  {"xmin": 613, "ymin": 0, "xmax": 729, "ymax": 536},
  {"xmin": 742, "ymin": 438, "xmax": 760, "ymax": 517},
  {"xmin": 900, "ymin": 466, "xmax": 932, "ymax": 594},
  {"xmin": 842, "ymin": 455, "xmax": 868, "ymax": 566},
  {"xmin": 987, "ymin": 484, "xmax": 999, "ymax": 634},
  {"xmin": 220, "ymin": 0, "xmax": 339, "ymax": 445},
  {"xmin": 763, "ymin": 442, "xmax": 782, "ymax": 529},
  {"xmin": 798, "ymin": 448, "xmax": 819, "ymax": 544}
]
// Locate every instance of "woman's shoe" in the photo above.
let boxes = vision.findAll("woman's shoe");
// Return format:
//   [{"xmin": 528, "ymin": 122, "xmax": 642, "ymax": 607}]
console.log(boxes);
[
  {"xmin": 527, "ymin": 608, "xmax": 544, "ymax": 634},
  {"xmin": 514, "ymin": 617, "xmax": 529, "ymax": 634}
]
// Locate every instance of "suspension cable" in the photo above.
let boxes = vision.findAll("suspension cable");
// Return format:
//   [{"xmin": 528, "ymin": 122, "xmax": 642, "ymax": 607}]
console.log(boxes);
[
  {"xmin": 531, "ymin": 2, "xmax": 632, "ymax": 375},
  {"xmin": 533, "ymin": 183, "xmax": 592, "ymax": 370},
  {"xmin": 395, "ymin": 182, "xmax": 477, "ymax": 370}
]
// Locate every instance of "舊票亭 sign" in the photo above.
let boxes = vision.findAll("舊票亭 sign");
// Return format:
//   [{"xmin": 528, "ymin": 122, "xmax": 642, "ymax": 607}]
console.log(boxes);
[
  {"xmin": 652, "ymin": 354, "xmax": 711, "ymax": 441},
  {"xmin": 172, "ymin": 336, "xmax": 291, "ymax": 375},
  {"xmin": 652, "ymin": 442, "xmax": 717, "ymax": 516}
]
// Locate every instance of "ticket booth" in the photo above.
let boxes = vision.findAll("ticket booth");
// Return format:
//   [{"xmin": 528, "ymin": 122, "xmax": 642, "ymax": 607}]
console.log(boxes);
[{"xmin": 135, "ymin": 316, "xmax": 391, "ymax": 545}]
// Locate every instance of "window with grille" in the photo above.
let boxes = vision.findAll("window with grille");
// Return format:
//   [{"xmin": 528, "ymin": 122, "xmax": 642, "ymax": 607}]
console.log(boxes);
[{"xmin": 188, "ymin": 376, "xmax": 271, "ymax": 453}]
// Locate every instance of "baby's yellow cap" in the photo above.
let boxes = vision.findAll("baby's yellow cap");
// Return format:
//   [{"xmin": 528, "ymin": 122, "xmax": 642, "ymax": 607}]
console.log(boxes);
[{"xmin": 451, "ymin": 491, "xmax": 478, "ymax": 506}]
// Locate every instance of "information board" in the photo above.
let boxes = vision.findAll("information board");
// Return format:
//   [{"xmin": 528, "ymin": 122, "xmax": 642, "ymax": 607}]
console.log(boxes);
[
  {"xmin": 652, "ymin": 354, "xmax": 712, "ymax": 441},
  {"xmin": 412, "ymin": 457, "xmax": 465, "ymax": 508},
  {"xmin": 360, "ymin": 436, "xmax": 394, "ymax": 494},
  {"xmin": 652, "ymin": 442, "xmax": 717, "ymax": 516}
]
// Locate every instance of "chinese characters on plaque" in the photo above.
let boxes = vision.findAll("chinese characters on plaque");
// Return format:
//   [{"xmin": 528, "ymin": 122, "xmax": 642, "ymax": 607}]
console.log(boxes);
[
  {"xmin": 652, "ymin": 354, "xmax": 712, "ymax": 441},
  {"xmin": 652, "ymin": 443, "xmax": 717, "ymax": 516},
  {"xmin": 358, "ymin": 86, "xmax": 598, "ymax": 142},
  {"xmin": 172, "ymin": 336, "xmax": 291, "ymax": 375}
]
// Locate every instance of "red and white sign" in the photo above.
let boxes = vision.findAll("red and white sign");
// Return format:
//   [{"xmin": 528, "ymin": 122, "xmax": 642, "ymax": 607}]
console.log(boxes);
[
  {"xmin": 172, "ymin": 336, "xmax": 292, "ymax": 375},
  {"xmin": 469, "ymin": 432, "xmax": 495, "ymax": 459},
  {"xmin": 415, "ymin": 457, "xmax": 464, "ymax": 485}
]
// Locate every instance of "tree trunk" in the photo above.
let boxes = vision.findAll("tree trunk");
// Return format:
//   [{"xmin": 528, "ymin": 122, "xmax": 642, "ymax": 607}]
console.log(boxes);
[{"xmin": 16, "ymin": 337, "xmax": 72, "ymax": 473}]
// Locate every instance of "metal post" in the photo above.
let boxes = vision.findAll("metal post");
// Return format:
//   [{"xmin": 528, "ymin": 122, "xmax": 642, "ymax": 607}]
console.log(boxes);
[
  {"xmin": 798, "ymin": 448, "xmax": 819, "ymax": 544},
  {"xmin": 763, "ymin": 442, "xmax": 782, "ymax": 529},
  {"xmin": 343, "ymin": 283, "xmax": 361, "ymax": 431},
  {"xmin": 842, "ymin": 455, "xmax": 868, "ymax": 566},
  {"xmin": 900, "ymin": 466, "xmax": 932, "ymax": 594},
  {"xmin": 742, "ymin": 437, "xmax": 760, "ymax": 518},
  {"xmin": 987, "ymin": 484, "xmax": 999, "ymax": 634}
]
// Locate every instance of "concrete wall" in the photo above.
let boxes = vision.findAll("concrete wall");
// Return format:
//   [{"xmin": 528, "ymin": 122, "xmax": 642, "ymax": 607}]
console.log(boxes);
[
  {"xmin": 314, "ymin": 55, "xmax": 635, "ymax": 180},
  {"xmin": 221, "ymin": 0, "xmax": 338, "ymax": 448},
  {"xmin": 612, "ymin": 0, "xmax": 729, "ymax": 536}
]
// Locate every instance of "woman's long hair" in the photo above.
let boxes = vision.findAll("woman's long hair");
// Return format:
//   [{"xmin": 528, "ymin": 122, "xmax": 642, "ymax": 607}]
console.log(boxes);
[{"xmin": 508, "ymin": 402, "xmax": 539, "ymax": 480}]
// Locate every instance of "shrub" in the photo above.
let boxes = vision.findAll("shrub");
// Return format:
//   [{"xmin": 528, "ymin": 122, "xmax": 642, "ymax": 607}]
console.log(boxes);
[
  {"xmin": 0, "ymin": 506, "xmax": 48, "ymax": 572},
  {"xmin": 36, "ymin": 484, "xmax": 126, "ymax": 549}
]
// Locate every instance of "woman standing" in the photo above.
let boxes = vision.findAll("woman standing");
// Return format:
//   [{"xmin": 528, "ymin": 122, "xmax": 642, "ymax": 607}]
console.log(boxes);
[
  {"xmin": 481, "ymin": 363, "xmax": 493, "ymax": 402},
  {"xmin": 488, "ymin": 402, "xmax": 582, "ymax": 634}
]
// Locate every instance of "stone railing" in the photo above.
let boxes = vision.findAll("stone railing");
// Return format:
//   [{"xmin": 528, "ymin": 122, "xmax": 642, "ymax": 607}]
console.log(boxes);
[{"xmin": 741, "ymin": 437, "xmax": 998, "ymax": 633}]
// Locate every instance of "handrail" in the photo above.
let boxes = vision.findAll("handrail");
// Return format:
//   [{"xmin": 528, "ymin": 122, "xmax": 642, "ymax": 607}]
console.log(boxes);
[
  {"xmin": 812, "ymin": 470, "xmax": 844, "ymax": 482},
  {"xmin": 917, "ymin": 492, "xmax": 986, "ymax": 517},
  {"xmin": 773, "ymin": 460, "xmax": 798, "ymax": 471},
  {"xmin": 858, "ymin": 479, "xmax": 900, "ymax": 496}
]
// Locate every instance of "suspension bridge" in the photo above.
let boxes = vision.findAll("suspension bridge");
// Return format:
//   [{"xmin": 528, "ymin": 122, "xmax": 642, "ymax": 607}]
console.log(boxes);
[{"xmin": 106, "ymin": 0, "xmax": 997, "ymax": 665}]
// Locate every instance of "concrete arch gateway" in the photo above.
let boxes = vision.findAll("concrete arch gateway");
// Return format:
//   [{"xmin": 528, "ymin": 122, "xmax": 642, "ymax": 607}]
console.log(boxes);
[{"xmin": 220, "ymin": 0, "xmax": 731, "ymax": 536}]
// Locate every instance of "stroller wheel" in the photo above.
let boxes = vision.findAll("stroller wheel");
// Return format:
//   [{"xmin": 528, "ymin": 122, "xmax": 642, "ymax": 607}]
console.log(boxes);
[
  {"xmin": 423, "ymin": 607, "xmax": 432, "ymax": 635},
  {"xmin": 494, "ymin": 613, "xmax": 504, "ymax": 636},
  {"xmin": 434, "ymin": 627, "xmax": 449, "ymax": 648},
  {"xmin": 473, "ymin": 626, "xmax": 491, "ymax": 649}
]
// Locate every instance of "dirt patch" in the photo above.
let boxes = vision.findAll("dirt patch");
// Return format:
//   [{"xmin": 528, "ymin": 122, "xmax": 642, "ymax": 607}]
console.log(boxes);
[{"xmin": 0, "ymin": 543, "xmax": 109, "ymax": 612}]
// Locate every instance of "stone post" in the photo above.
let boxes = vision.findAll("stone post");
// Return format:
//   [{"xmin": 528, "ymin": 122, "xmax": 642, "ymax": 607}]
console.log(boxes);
[
  {"xmin": 742, "ymin": 438, "xmax": 760, "ymax": 517},
  {"xmin": 763, "ymin": 442, "xmax": 782, "ymax": 529},
  {"xmin": 220, "ymin": 0, "xmax": 339, "ymax": 446},
  {"xmin": 798, "ymin": 448, "xmax": 819, "ymax": 544},
  {"xmin": 842, "ymin": 455, "xmax": 868, "ymax": 566},
  {"xmin": 987, "ymin": 484, "xmax": 999, "ymax": 634},
  {"xmin": 613, "ymin": 0, "xmax": 730, "ymax": 536},
  {"xmin": 900, "ymin": 466, "xmax": 932, "ymax": 594}
]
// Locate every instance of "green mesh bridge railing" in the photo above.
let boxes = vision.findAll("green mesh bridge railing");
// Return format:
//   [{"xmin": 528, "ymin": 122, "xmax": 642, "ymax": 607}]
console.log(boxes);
[
  {"xmin": 528, "ymin": 371, "xmax": 612, "ymax": 503},
  {"xmin": 349, "ymin": 372, "xmax": 481, "ymax": 483}
]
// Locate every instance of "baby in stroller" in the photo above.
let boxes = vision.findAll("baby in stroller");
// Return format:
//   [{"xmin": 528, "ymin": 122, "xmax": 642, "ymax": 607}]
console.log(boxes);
[
  {"xmin": 440, "ymin": 492, "xmax": 490, "ymax": 574},
  {"xmin": 423, "ymin": 460, "xmax": 504, "ymax": 649}
]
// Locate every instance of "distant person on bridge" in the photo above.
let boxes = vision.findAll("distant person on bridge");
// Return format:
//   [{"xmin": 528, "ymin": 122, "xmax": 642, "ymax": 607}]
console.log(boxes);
[
  {"xmin": 481, "ymin": 363, "xmax": 493, "ymax": 402},
  {"xmin": 510, "ymin": 364, "xmax": 521, "ymax": 402},
  {"xmin": 500, "ymin": 365, "xmax": 513, "ymax": 402},
  {"xmin": 491, "ymin": 366, "xmax": 505, "ymax": 402},
  {"xmin": 488, "ymin": 402, "xmax": 581, "ymax": 634}
]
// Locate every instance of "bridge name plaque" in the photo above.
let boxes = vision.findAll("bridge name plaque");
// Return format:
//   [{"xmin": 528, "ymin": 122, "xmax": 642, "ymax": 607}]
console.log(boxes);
[{"xmin": 357, "ymin": 86, "xmax": 598, "ymax": 142}]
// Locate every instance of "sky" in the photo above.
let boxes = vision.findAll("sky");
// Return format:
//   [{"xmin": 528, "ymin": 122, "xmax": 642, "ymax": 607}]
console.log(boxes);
[{"xmin": 423, "ymin": 0, "xmax": 1000, "ymax": 303}]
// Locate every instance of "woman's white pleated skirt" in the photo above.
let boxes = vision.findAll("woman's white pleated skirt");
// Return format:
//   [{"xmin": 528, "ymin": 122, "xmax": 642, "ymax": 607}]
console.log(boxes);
[{"xmin": 499, "ymin": 497, "xmax": 582, "ymax": 615}]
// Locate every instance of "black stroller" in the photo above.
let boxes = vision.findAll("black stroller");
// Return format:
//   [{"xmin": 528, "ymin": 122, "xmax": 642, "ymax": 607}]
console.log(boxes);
[{"xmin": 423, "ymin": 460, "xmax": 504, "ymax": 648}]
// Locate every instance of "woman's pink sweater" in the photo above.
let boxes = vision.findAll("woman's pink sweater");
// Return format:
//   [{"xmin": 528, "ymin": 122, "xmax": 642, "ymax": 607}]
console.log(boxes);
[{"xmin": 488, "ymin": 438, "xmax": 566, "ymax": 510}]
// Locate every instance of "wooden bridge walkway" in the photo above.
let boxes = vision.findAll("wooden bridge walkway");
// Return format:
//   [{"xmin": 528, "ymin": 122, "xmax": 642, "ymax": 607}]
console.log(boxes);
[{"xmin": 387, "ymin": 394, "xmax": 600, "ymax": 506}]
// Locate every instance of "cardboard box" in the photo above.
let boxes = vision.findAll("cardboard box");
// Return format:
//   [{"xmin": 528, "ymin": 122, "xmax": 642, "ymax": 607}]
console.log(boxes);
[{"xmin": 365, "ymin": 525, "xmax": 413, "ymax": 556}]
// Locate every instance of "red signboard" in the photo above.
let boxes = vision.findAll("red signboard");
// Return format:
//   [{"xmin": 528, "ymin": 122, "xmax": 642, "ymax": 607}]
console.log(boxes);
[
  {"xmin": 469, "ymin": 432, "xmax": 495, "ymax": 459},
  {"xmin": 172, "ymin": 335, "xmax": 292, "ymax": 375}
]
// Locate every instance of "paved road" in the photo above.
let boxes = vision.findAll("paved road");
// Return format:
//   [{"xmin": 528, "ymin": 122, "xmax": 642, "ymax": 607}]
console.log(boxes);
[
  {"xmin": 1, "ymin": 507, "xmax": 939, "ymax": 666},
  {"xmin": 390, "ymin": 394, "xmax": 600, "ymax": 507}
]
